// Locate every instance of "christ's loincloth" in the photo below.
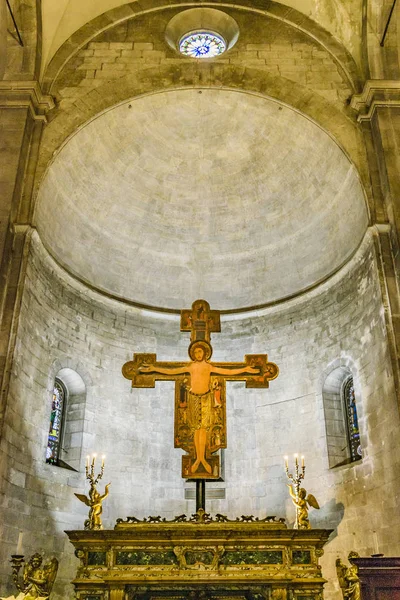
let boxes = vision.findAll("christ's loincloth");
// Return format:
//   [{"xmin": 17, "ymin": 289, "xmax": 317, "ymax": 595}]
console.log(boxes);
[{"xmin": 187, "ymin": 390, "xmax": 214, "ymax": 432}]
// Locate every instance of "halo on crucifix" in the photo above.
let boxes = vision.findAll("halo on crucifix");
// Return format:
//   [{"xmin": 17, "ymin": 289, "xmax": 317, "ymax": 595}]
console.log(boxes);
[
  {"xmin": 122, "ymin": 300, "xmax": 279, "ymax": 481},
  {"xmin": 188, "ymin": 340, "xmax": 213, "ymax": 361}
]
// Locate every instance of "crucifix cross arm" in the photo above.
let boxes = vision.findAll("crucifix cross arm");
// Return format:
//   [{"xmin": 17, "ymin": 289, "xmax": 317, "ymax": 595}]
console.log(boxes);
[
  {"xmin": 140, "ymin": 364, "xmax": 188, "ymax": 376},
  {"xmin": 211, "ymin": 364, "xmax": 259, "ymax": 376},
  {"xmin": 122, "ymin": 352, "xmax": 279, "ymax": 390},
  {"xmin": 122, "ymin": 353, "xmax": 188, "ymax": 388},
  {"xmin": 210, "ymin": 355, "xmax": 279, "ymax": 388}
]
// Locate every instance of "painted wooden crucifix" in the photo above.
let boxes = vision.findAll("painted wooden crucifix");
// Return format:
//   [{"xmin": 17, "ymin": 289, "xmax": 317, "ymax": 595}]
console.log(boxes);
[{"xmin": 122, "ymin": 300, "xmax": 279, "ymax": 479}]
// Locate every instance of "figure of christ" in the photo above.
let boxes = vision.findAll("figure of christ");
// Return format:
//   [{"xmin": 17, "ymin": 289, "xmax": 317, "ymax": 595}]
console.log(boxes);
[{"xmin": 140, "ymin": 341, "xmax": 260, "ymax": 474}]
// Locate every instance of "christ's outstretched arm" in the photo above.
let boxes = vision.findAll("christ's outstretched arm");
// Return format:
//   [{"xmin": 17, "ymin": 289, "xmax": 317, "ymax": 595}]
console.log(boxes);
[
  {"xmin": 211, "ymin": 365, "xmax": 260, "ymax": 376},
  {"xmin": 140, "ymin": 364, "xmax": 189, "ymax": 376}
]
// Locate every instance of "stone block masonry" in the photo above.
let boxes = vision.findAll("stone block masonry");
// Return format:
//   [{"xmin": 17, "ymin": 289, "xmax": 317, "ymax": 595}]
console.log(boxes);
[
  {"xmin": 54, "ymin": 8, "xmax": 352, "ymax": 114},
  {"xmin": 0, "ymin": 229, "xmax": 398, "ymax": 600}
]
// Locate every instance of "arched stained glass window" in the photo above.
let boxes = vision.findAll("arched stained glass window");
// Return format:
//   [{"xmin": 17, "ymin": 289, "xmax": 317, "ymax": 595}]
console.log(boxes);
[
  {"xmin": 46, "ymin": 379, "xmax": 66, "ymax": 465},
  {"xmin": 323, "ymin": 365, "xmax": 362, "ymax": 468},
  {"xmin": 343, "ymin": 377, "xmax": 362, "ymax": 462}
]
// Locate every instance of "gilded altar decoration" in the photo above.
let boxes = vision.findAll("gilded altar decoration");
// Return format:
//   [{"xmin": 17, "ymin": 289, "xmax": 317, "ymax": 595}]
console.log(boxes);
[
  {"xmin": 5, "ymin": 553, "xmax": 58, "ymax": 600},
  {"xmin": 285, "ymin": 455, "xmax": 319, "ymax": 529},
  {"xmin": 271, "ymin": 590, "xmax": 287, "ymax": 600},
  {"xmin": 66, "ymin": 518, "xmax": 332, "ymax": 600},
  {"xmin": 336, "ymin": 552, "xmax": 361, "ymax": 600},
  {"xmin": 122, "ymin": 299, "xmax": 279, "ymax": 479},
  {"xmin": 74, "ymin": 454, "xmax": 110, "ymax": 530},
  {"xmin": 115, "ymin": 511, "xmax": 286, "ymax": 525}
]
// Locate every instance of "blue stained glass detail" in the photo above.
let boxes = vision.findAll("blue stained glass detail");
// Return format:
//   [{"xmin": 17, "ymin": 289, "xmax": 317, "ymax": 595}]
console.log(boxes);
[
  {"xmin": 46, "ymin": 380, "xmax": 65, "ymax": 464},
  {"xmin": 179, "ymin": 31, "xmax": 226, "ymax": 58}
]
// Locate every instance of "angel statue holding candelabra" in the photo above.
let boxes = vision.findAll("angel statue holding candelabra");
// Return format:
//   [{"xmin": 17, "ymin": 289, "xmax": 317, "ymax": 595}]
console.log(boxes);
[
  {"xmin": 285, "ymin": 454, "xmax": 319, "ymax": 529},
  {"xmin": 3, "ymin": 553, "xmax": 58, "ymax": 600},
  {"xmin": 336, "ymin": 551, "xmax": 361, "ymax": 600},
  {"xmin": 287, "ymin": 485, "xmax": 320, "ymax": 529},
  {"xmin": 75, "ymin": 454, "xmax": 110, "ymax": 529}
]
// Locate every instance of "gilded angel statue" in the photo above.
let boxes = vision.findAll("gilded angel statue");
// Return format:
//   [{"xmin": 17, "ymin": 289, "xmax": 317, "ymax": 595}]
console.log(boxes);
[
  {"xmin": 336, "ymin": 551, "xmax": 361, "ymax": 600},
  {"xmin": 75, "ymin": 482, "xmax": 110, "ymax": 529},
  {"xmin": 5, "ymin": 553, "xmax": 58, "ymax": 600},
  {"xmin": 287, "ymin": 485, "xmax": 320, "ymax": 529}
]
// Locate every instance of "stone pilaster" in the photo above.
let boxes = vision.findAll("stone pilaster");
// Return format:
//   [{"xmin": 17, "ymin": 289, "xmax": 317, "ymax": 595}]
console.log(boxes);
[
  {"xmin": 352, "ymin": 81, "xmax": 400, "ymax": 402},
  {"xmin": 0, "ymin": 82, "xmax": 54, "ymax": 438}
]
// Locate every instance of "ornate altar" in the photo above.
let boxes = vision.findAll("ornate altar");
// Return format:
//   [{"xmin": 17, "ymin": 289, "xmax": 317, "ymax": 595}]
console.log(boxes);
[{"xmin": 66, "ymin": 513, "xmax": 332, "ymax": 600}]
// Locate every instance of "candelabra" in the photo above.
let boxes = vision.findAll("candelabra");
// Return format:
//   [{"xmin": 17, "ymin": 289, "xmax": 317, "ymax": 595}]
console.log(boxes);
[
  {"xmin": 285, "ymin": 454, "xmax": 305, "ymax": 529},
  {"xmin": 10, "ymin": 555, "xmax": 25, "ymax": 592},
  {"xmin": 10, "ymin": 553, "xmax": 58, "ymax": 598},
  {"xmin": 85, "ymin": 453, "xmax": 105, "ymax": 486}
]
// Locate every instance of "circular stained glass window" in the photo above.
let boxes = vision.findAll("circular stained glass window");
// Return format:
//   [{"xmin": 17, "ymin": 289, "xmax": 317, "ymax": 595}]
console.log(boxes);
[{"xmin": 179, "ymin": 31, "xmax": 226, "ymax": 58}]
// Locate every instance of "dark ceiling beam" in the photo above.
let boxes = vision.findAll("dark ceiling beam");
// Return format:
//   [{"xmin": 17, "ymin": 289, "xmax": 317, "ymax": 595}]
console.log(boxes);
[{"xmin": 380, "ymin": 0, "xmax": 397, "ymax": 46}]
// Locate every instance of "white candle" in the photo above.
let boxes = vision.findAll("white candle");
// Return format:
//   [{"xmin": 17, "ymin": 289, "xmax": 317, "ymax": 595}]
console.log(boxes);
[
  {"xmin": 284, "ymin": 456, "xmax": 288, "ymax": 470},
  {"xmin": 301, "ymin": 455, "xmax": 305, "ymax": 467},
  {"xmin": 16, "ymin": 531, "xmax": 23, "ymax": 555},
  {"xmin": 101, "ymin": 455, "xmax": 105, "ymax": 468},
  {"xmin": 373, "ymin": 531, "xmax": 379, "ymax": 554},
  {"xmin": 92, "ymin": 453, "xmax": 96, "ymax": 467},
  {"xmin": 294, "ymin": 453, "xmax": 298, "ymax": 467},
  {"xmin": 86, "ymin": 455, "xmax": 90, "ymax": 469}
]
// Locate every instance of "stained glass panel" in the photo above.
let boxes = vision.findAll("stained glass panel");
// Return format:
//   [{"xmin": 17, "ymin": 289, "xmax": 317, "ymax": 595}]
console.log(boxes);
[
  {"xmin": 46, "ymin": 380, "xmax": 66, "ymax": 464},
  {"xmin": 343, "ymin": 378, "xmax": 362, "ymax": 462},
  {"xmin": 179, "ymin": 31, "xmax": 226, "ymax": 58}
]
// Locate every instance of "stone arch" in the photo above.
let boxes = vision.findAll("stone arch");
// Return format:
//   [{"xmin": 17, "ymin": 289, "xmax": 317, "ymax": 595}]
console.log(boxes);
[
  {"xmin": 41, "ymin": 0, "xmax": 361, "ymax": 93},
  {"xmin": 321, "ymin": 359, "xmax": 363, "ymax": 468},
  {"xmin": 49, "ymin": 357, "xmax": 93, "ymax": 390}
]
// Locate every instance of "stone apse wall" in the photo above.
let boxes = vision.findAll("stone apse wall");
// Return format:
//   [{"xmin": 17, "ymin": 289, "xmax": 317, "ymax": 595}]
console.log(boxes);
[{"xmin": 0, "ymin": 228, "xmax": 398, "ymax": 599}]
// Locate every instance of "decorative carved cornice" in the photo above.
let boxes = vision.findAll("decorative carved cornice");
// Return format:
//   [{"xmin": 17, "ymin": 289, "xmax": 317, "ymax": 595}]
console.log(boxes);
[
  {"xmin": 351, "ymin": 80, "xmax": 400, "ymax": 122},
  {"xmin": 0, "ymin": 81, "xmax": 55, "ymax": 122},
  {"xmin": 374, "ymin": 223, "xmax": 391, "ymax": 234},
  {"xmin": 116, "ymin": 510, "xmax": 286, "ymax": 525}
]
